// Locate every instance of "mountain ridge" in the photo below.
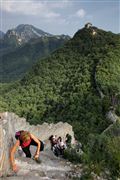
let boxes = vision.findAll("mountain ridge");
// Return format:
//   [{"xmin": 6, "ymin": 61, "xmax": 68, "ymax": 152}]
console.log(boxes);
[
  {"xmin": 1, "ymin": 24, "xmax": 70, "ymax": 48},
  {"xmin": 5, "ymin": 24, "xmax": 53, "ymax": 45},
  {"xmin": 0, "ymin": 36, "xmax": 70, "ymax": 82},
  {"xmin": 0, "ymin": 25, "xmax": 120, "ymax": 178},
  {"xmin": 0, "ymin": 24, "xmax": 70, "ymax": 82},
  {"xmin": 1, "ymin": 25, "xmax": 119, "ymax": 130}
]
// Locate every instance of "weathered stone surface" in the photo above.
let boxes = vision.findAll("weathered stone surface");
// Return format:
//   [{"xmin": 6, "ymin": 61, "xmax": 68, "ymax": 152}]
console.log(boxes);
[
  {"xmin": 106, "ymin": 110, "xmax": 118, "ymax": 123},
  {"xmin": 0, "ymin": 112, "xmax": 75, "ymax": 177},
  {"xmin": 0, "ymin": 113, "xmax": 14, "ymax": 177}
]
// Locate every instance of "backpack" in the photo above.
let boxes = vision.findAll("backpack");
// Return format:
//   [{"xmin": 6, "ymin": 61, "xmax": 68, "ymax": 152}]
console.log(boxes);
[{"xmin": 19, "ymin": 131, "xmax": 31, "ymax": 142}]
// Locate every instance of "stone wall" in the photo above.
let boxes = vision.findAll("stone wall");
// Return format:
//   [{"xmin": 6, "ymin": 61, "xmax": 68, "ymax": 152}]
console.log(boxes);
[
  {"xmin": 0, "ymin": 112, "xmax": 75, "ymax": 177},
  {"xmin": 0, "ymin": 112, "xmax": 14, "ymax": 177}
]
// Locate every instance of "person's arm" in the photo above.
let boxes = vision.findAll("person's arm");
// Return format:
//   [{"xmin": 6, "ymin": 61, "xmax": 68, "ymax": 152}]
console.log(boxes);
[
  {"xmin": 10, "ymin": 140, "xmax": 20, "ymax": 172},
  {"xmin": 30, "ymin": 133, "xmax": 41, "ymax": 159}
]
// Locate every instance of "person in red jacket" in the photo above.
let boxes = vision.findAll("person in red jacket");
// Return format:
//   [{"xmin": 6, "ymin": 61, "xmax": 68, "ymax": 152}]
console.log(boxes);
[{"xmin": 10, "ymin": 130, "xmax": 44, "ymax": 172}]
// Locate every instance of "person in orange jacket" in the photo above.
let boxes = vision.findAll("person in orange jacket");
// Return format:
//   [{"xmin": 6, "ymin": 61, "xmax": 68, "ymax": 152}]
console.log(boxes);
[{"xmin": 10, "ymin": 130, "xmax": 44, "ymax": 172}]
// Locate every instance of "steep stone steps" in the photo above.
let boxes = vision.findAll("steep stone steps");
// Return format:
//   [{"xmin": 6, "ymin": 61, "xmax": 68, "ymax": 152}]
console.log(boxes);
[
  {"xmin": 1, "ymin": 147, "xmax": 82, "ymax": 180},
  {"xmin": 0, "ymin": 112, "xmax": 75, "ymax": 178}
]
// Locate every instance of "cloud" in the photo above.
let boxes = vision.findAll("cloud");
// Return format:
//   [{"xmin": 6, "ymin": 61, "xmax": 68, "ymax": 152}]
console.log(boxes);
[
  {"xmin": 76, "ymin": 9, "xmax": 86, "ymax": 18},
  {"xmin": 49, "ymin": 0, "xmax": 72, "ymax": 9},
  {"xmin": 44, "ymin": 12, "xmax": 60, "ymax": 19},
  {"xmin": 2, "ymin": 0, "xmax": 71, "ymax": 16},
  {"xmin": 2, "ymin": 1, "xmax": 61, "ymax": 18}
]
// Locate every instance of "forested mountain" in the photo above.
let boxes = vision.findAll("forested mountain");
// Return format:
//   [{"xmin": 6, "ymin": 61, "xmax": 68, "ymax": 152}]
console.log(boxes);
[
  {"xmin": 0, "ymin": 35, "xmax": 70, "ymax": 82},
  {"xmin": 0, "ymin": 25, "xmax": 120, "ymax": 178},
  {"xmin": 0, "ymin": 24, "xmax": 70, "ymax": 56},
  {"xmin": 0, "ymin": 24, "xmax": 52, "ymax": 49}
]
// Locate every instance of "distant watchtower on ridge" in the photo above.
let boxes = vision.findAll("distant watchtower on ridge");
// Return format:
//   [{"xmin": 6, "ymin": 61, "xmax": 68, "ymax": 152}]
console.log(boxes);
[
  {"xmin": 84, "ymin": 23, "xmax": 97, "ymax": 36},
  {"xmin": 85, "ymin": 22, "xmax": 92, "ymax": 29}
]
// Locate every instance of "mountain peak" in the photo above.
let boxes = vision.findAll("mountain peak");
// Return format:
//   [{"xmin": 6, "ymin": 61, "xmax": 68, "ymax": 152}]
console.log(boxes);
[
  {"xmin": 4, "ymin": 24, "xmax": 53, "ymax": 45},
  {"xmin": 16, "ymin": 24, "xmax": 33, "ymax": 29},
  {"xmin": 15, "ymin": 24, "xmax": 34, "ymax": 32},
  {"xmin": 15, "ymin": 24, "xmax": 51, "ymax": 36}
]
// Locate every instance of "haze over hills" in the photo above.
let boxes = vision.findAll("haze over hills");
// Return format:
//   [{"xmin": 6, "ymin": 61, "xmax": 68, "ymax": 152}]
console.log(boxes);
[
  {"xmin": 0, "ymin": 24, "xmax": 120, "ymax": 178},
  {"xmin": 0, "ymin": 36, "xmax": 70, "ymax": 82},
  {"xmin": 0, "ymin": 30, "xmax": 5, "ymax": 39},
  {"xmin": 0, "ymin": 24, "xmax": 70, "ymax": 82}
]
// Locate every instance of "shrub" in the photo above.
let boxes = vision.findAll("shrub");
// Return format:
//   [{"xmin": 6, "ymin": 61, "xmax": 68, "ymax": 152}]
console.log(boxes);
[{"xmin": 63, "ymin": 147, "xmax": 83, "ymax": 164}]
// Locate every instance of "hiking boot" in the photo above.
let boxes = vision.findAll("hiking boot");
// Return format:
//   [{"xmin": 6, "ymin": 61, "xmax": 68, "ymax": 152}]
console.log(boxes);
[
  {"xmin": 32, "ymin": 156, "xmax": 41, "ymax": 164},
  {"xmin": 36, "ymin": 157, "xmax": 42, "ymax": 164}
]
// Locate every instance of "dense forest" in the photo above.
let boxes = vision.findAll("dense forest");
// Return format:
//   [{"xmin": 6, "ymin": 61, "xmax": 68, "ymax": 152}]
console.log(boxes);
[
  {"xmin": 0, "ymin": 36, "xmax": 70, "ymax": 82},
  {"xmin": 0, "ymin": 26, "xmax": 120, "ymax": 178}
]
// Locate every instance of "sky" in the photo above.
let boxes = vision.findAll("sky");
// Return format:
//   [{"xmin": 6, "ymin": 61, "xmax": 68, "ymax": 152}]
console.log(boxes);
[{"xmin": 0, "ymin": 0, "xmax": 120, "ymax": 36}]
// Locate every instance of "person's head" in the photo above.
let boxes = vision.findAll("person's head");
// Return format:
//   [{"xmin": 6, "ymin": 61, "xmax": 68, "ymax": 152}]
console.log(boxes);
[
  {"xmin": 49, "ymin": 135, "xmax": 54, "ymax": 141},
  {"xmin": 58, "ymin": 136, "xmax": 62, "ymax": 142},
  {"xmin": 15, "ymin": 130, "xmax": 24, "ymax": 140}
]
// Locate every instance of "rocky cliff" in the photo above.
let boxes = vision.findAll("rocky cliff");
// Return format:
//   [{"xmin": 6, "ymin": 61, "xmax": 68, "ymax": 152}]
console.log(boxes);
[{"xmin": 0, "ymin": 112, "xmax": 75, "ymax": 177}]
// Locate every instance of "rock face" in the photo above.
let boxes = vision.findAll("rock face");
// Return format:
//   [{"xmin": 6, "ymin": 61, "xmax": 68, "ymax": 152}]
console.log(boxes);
[{"xmin": 0, "ymin": 112, "xmax": 75, "ymax": 177}]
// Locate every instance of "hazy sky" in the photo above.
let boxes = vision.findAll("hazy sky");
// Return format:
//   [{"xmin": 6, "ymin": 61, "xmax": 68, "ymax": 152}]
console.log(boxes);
[{"xmin": 1, "ymin": 0, "xmax": 119, "ymax": 36}]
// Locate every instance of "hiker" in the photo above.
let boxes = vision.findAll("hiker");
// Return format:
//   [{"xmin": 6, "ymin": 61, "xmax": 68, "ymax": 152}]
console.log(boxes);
[
  {"xmin": 49, "ymin": 135, "xmax": 60, "ymax": 156},
  {"xmin": 65, "ymin": 134, "xmax": 72, "ymax": 148},
  {"xmin": 49, "ymin": 135, "xmax": 66, "ymax": 156},
  {"xmin": 57, "ymin": 136, "xmax": 66, "ymax": 149},
  {"xmin": 56, "ymin": 136, "xmax": 66, "ymax": 155},
  {"xmin": 10, "ymin": 130, "xmax": 44, "ymax": 172},
  {"xmin": 49, "ymin": 135, "xmax": 58, "ymax": 150}
]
